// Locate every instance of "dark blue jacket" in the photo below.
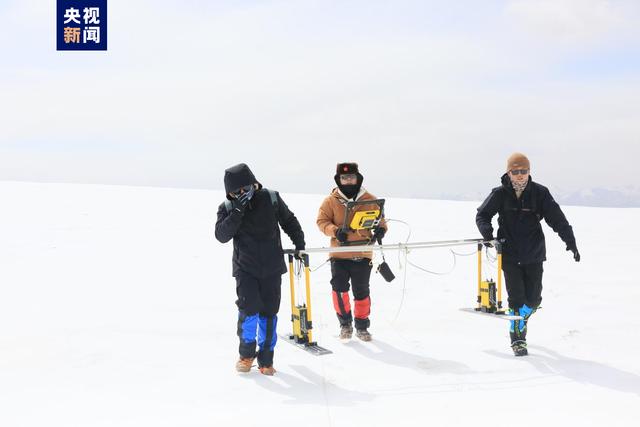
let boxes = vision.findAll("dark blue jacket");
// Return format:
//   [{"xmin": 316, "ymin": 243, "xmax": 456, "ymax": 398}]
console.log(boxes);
[
  {"xmin": 215, "ymin": 188, "xmax": 305, "ymax": 278},
  {"xmin": 476, "ymin": 174, "xmax": 576, "ymax": 265}
]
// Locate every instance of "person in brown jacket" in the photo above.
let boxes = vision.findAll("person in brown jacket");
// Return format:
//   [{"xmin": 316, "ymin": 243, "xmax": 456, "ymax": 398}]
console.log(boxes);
[{"xmin": 317, "ymin": 162, "xmax": 387, "ymax": 341}]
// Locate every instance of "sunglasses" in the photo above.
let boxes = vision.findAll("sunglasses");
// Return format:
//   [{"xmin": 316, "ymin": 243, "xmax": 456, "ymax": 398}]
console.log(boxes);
[
  {"xmin": 231, "ymin": 185, "xmax": 254, "ymax": 197},
  {"xmin": 510, "ymin": 169, "xmax": 529, "ymax": 175},
  {"xmin": 340, "ymin": 174, "xmax": 357, "ymax": 181}
]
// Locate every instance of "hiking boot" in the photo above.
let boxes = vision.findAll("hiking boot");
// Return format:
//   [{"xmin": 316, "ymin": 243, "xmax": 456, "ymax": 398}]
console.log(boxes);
[
  {"xmin": 259, "ymin": 365, "xmax": 276, "ymax": 376},
  {"xmin": 339, "ymin": 324, "xmax": 353, "ymax": 340},
  {"xmin": 355, "ymin": 328, "xmax": 372, "ymax": 342},
  {"xmin": 235, "ymin": 357, "xmax": 255, "ymax": 372},
  {"xmin": 511, "ymin": 340, "xmax": 528, "ymax": 357}
]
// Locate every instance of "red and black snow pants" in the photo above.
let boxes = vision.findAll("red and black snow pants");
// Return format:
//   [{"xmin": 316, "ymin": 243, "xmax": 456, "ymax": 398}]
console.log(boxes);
[{"xmin": 330, "ymin": 258, "xmax": 372, "ymax": 330}]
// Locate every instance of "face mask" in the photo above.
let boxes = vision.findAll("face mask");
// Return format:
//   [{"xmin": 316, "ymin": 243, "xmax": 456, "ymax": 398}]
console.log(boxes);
[
  {"xmin": 244, "ymin": 185, "xmax": 255, "ymax": 200},
  {"xmin": 511, "ymin": 179, "xmax": 527, "ymax": 193},
  {"xmin": 340, "ymin": 184, "xmax": 359, "ymax": 199}
]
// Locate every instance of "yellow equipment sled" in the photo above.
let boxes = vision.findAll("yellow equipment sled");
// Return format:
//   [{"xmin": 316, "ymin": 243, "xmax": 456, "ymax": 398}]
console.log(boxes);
[
  {"xmin": 282, "ymin": 252, "xmax": 332, "ymax": 356},
  {"xmin": 459, "ymin": 241, "xmax": 523, "ymax": 320}
]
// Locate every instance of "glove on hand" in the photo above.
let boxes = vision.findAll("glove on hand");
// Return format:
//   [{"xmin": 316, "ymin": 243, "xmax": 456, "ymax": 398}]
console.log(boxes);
[
  {"xmin": 372, "ymin": 227, "xmax": 386, "ymax": 243},
  {"xmin": 567, "ymin": 242, "xmax": 580, "ymax": 262},
  {"xmin": 483, "ymin": 236, "xmax": 495, "ymax": 248},
  {"xmin": 231, "ymin": 191, "xmax": 252, "ymax": 214},
  {"xmin": 335, "ymin": 228, "xmax": 348, "ymax": 243}
]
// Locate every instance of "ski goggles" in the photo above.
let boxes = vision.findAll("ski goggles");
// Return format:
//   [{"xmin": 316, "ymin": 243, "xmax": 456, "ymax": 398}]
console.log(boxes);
[
  {"xmin": 509, "ymin": 169, "xmax": 529, "ymax": 175},
  {"xmin": 231, "ymin": 185, "xmax": 254, "ymax": 198}
]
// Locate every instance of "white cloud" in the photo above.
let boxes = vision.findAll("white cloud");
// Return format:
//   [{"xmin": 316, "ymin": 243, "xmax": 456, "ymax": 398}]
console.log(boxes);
[
  {"xmin": 1, "ymin": 1, "xmax": 639, "ymax": 202},
  {"xmin": 505, "ymin": 0, "xmax": 625, "ymax": 45}
]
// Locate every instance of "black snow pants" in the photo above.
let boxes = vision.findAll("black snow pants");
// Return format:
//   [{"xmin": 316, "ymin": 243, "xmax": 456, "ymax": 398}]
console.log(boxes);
[{"xmin": 502, "ymin": 262, "xmax": 544, "ymax": 310}]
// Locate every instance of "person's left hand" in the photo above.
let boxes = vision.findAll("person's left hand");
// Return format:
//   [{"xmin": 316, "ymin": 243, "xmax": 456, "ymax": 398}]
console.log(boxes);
[
  {"xmin": 372, "ymin": 227, "xmax": 386, "ymax": 243},
  {"xmin": 567, "ymin": 242, "xmax": 580, "ymax": 262}
]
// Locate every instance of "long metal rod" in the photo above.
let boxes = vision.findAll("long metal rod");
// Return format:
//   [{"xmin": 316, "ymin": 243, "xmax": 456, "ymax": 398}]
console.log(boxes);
[{"xmin": 284, "ymin": 238, "xmax": 488, "ymax": 255}]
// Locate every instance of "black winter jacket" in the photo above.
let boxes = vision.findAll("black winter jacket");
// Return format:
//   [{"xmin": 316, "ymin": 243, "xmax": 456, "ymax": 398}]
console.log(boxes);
[
  {"xmin": 215, "ymin": 188, "xmax": 305, "ymax": 278},
  {"xmin": 476, "ymin": 174, "xmax": 576, "ymax": 265}
]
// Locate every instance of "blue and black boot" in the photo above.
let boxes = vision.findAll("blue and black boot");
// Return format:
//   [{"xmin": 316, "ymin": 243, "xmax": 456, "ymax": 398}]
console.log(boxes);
[{"xmin": 509, "ymin": 304, "xmax": 535, "ymax": 356}]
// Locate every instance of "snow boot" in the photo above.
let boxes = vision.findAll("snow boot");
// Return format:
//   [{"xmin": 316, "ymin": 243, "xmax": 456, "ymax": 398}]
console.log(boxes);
[
  {"xmin": 509, "ymin": 304, "xmax": 536, "ymax": 356},
  {"xmin": 340, "ymin": 324, "xmax": 353, "ymax": 340},
  {"xmin": 235, "ymin": 357, "xmax": 255, "ymax": 373},
  {"xmin": 259, "ymin": 365, "xmax": 276, "ymax": 376},
  {"xmin": 355, "ymin": 328, "xmax": 372, "ymax": 342},
  {"xmin": 511, "ymin": 340, "xmax": 528, "ymax": 356}
]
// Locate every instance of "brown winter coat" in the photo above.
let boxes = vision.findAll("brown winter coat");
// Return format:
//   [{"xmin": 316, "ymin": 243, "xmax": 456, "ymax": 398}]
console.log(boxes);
[{"xmin": 317, "ymin": 188, "xmax": 387, "ymax": 259}]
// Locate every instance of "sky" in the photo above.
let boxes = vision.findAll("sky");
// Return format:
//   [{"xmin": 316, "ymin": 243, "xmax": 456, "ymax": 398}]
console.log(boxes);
[{"xmin": 1, "ymin": 0, "xmax": 639, "ymax": 202}]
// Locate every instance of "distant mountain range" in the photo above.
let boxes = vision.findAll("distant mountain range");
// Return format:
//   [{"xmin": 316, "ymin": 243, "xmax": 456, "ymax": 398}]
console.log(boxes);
[
  {"xmin": 552, "ymin": 186, "xmax": 640, "ymax": 208},
  {"xmin": 437, "ymin": 186, "xmax": 640, "ymax": 208}
]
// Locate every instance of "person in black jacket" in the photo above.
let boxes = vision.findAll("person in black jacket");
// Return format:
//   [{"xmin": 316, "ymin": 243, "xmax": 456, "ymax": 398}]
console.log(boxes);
[
  {"xmin": 215, "ymin": 163, "xmax": 305, "ymax": 375},
  {"xmin": 476, "ymin": 153, "xmax": 580, "ymax": 356}
]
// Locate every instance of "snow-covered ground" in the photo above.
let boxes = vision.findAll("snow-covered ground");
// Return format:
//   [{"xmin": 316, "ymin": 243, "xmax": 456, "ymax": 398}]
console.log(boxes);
[{"xmin": 1, "ymin": 181, "xmax": 638, "ymax": 427}]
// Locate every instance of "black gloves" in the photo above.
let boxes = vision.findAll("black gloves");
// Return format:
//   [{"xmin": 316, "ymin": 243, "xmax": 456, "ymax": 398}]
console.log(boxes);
[
  {"xmin": 567, "ymin": 242, "xmax": 580, "ymax": 262},
  {"xmin": 231, "ymin": 192, "xmax": 251, "ymax": 214},
  {"xmin": 294, "ymin": 243, "xmax": 305, "ymax": 261},
  {"xmin": 372, "ymin": 227, "xmax": 386, "ymax": 243},
  {"xmin": 336, "ymin": 228, "xmax": 385, "ymax": 243},
  {"xmin": 335, "ymin": 228, "xmax": 348, "ymax": 243},
  {"xmin": 483, "ymin": 236, "xmax": 494, "ymax": 248}
]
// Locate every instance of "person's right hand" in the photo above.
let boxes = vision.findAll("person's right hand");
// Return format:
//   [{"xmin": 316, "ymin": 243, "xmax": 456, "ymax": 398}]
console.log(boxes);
[
  {"xmin": 335, "ymin": 228, "xmax": 348, "ymax": 243},
  {"xmin": 231, "ymin": 193, "xmax": 250, "ymax": 214},
  {"xmin": 483, "ymin": 236, "xmax": 494, "ymax": 248}
]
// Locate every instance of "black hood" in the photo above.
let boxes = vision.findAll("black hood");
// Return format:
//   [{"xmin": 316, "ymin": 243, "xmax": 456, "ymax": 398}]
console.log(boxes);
[{"xmin": 224, "ymin": 163, "xmax": 261, "ymax": 200}]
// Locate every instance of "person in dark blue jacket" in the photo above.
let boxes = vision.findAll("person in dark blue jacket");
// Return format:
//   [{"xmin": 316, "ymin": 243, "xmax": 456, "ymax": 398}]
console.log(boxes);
[
  {"xmin": 476, "ymin": 153, "xmax": 580, "ymax": 356},
  {"xmin": 215, "ymin": 163, "xmax": 305, "ymax": 375}
]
